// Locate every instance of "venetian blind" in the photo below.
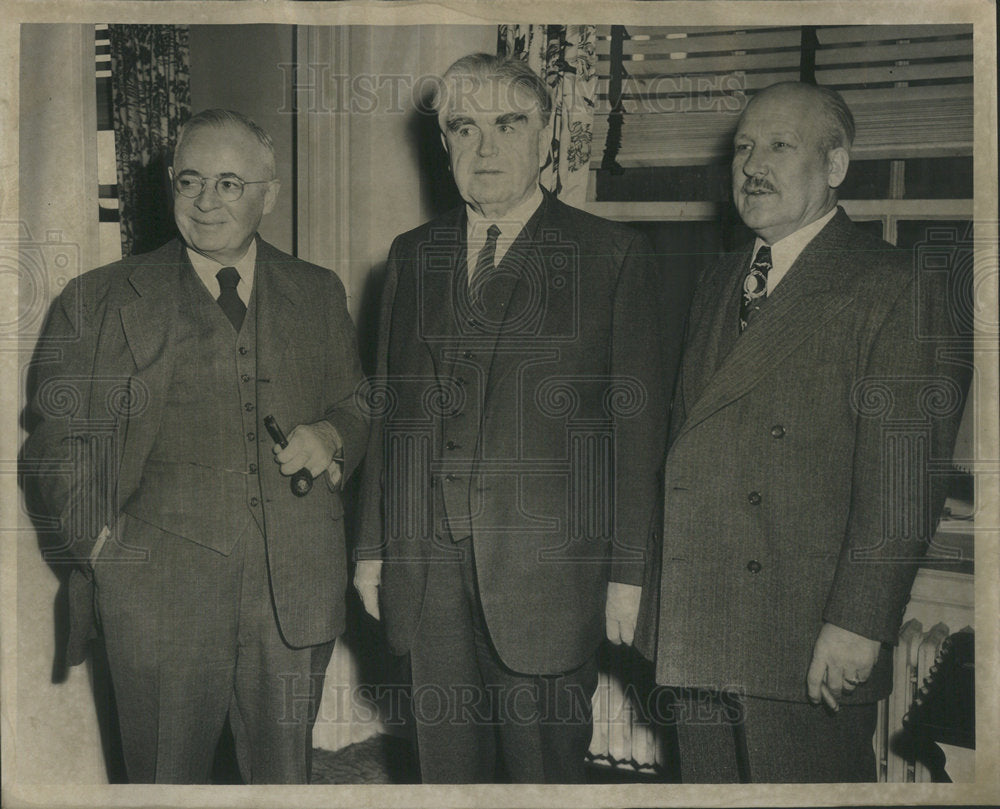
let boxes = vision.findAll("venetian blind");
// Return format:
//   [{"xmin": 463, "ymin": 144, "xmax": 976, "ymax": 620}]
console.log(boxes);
[{"xmin": 593, "ymin": 24, "xmax": 973, "ymax": 168}]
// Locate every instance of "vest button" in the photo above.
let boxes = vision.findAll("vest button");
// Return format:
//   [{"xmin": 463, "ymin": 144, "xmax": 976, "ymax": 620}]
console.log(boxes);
[
  {"xmin": 239, "ymin": 346, "xmax": 248, "ymax": 355},
  {"xmin": 241, "ymin": 374, "xmax": 251, "ymax": 384},
  {"xmin": 748, "ymin": 491, "xmax": 762, "ymax": 505},
  {"xmin": 249, "ymin": 463, "xmax": 257, "ymax": 474},
  {"xmin": 250, "ymin": 497, "xmax": 259, "ymax": 507},
  {"xmin": 770, "ymin": 425, "xmax": 785, "ymax": 438},
  {"xmin": 455, "ymin": 377, "xmax": 466, "ymax": 386},
  {"xmin": 463, "ymin": 351, "xmax": 475, "ymax": 360},
  {"xmin": 247, "ymin": 432, "xmax": 255, "ymax": 442},
  {"xmin": 244, "ymin": 402, "xmax": 255, "ymax": 412},
  {"xmin": 446, "ymin": 440, "xmax": 460, "ymax": 451},
  {"xmin": 445, "ymin": 474, "xmax": 457, "ymax": 482},
  {"xmin": 746, "ymin": 559, "xmax": 762, "ymax": 574}
]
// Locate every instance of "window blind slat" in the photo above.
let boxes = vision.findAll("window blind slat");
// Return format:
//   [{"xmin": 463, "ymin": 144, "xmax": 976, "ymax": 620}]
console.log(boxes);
[
  {"xmin": 816, "ymin": 60, "xmax": 972, "ymax": 86},
  {"xmin": 816, "ymin": 24, "xmax": 972, "ymax": 44},
  {"xmin": 598, "ymin": 49, "xmax": 801, "ymax": 77},
  {"xmin": 596, "ymin": 28, "xmax": 802, "ymax": 54},
  {"xmin": 840, "ymin": 82, "xmax": 973, "ymax": 106},
  {"xmin": 816, "ymin": 37, "xmax": 974, "ymax": 65}
]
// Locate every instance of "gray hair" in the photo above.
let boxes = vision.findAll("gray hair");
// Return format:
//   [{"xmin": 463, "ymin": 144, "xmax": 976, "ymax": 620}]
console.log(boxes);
[
  {"xmin": 747, "ymin": 82, "xmax": 856, "ymax": 153},
  {"xmin": 433, "ymin": 53, "xmax": 553, "ymax": 127},
  {"xmin": 173, "ymin": 109, "xmax": 276, "ymax": 177}
]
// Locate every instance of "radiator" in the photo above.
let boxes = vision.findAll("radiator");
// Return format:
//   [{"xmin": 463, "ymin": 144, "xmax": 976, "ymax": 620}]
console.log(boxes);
[
  {"xmin": 882, "ymin": 618, "xmax": 953, "ymax": 782},
  {"xmin": 587, "ymin": 619, "xmax": 968, "ymax": 781},
  {"xmin": 587, "ymin": 648, "xmax": 663, "ymax": 773}
]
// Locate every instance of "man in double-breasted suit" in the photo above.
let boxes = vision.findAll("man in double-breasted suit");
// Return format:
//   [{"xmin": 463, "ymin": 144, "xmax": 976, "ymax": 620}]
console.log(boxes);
[
  {"xmin": 24, "ymin": 110, "xmax": 368, "ymax": 783},
  {"xmin": 633, "ymin": 82, "xmax": 971, "ymax": 782},
  {"xmin": 354, "ymin": 54, "xmax": 675, "ymax": 783}
]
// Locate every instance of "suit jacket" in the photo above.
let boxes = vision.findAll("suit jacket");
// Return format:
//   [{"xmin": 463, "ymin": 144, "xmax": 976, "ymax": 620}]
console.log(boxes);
[
  {"xmin": 358, "ymin": 191, "xmax": 676, "ymax": 675},
  {"xmin": 24, "ymin": 237, "xmax": 368, "ymax": 663},
  {"xmin": 633, "ymin": 208, "xmax": 971, "ymax": 703}
]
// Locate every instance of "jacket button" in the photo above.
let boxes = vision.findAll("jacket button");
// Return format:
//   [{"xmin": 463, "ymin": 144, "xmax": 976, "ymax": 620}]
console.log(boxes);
[
  {"xmin": 239, "ymin": 346, "xmax": 249, "ymax": 355},
  {"xmin": 249, "ymin": 463, "xmax": 257, "ymax": 474},
  {"xmin": 455, "ymin": 377, "xmax": 466, "ymax": 386},
  {"xmin": 463, "ymin": 351, "xmax": 475, "ymax": 360},
  {"xmin": 770, "ymin": 425, "xmax": 785, "ymax": 438},
  {"xmin": 241, "ymin": 374, "xmax": 251, "ymax": 383},
  {"xmin": 250, "ymin": 497, "xmax": 259, "ymax": 507},
  {"xmin": 445, "ymin": 474, "xmax": 457, "ymax": 482},
  {"xmin": 746, "ymin": 560, "xmax": 762, "ymax": 574},
  {"xmin": 247, "ymin": 432, "xmax": 255, "ymax": 442},
  {"xmin": 244, "ymin": 402, "xmax": 255, "ymax": 412},
  {"xmin": 446, "ymin": 440, "xmax": 460, "ymax": 450},
  {"xmin": 748, "ymin": 491, "xmax": 762, "ymax": 505}
]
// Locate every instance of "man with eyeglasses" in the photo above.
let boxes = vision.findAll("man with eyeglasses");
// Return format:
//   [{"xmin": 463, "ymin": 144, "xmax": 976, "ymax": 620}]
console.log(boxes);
[{"xmin": 24, "ymin": 109, "xmax": 368, "ymax": 783}]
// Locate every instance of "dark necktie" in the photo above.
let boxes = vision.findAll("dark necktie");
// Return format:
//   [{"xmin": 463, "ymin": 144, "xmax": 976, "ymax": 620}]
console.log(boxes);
[
  {"xmin": 216, "ymin": 266, "xmax": 246, "ymax": 332},
  {"xmin": 469, "ymin": 224, "xmax": 501, "ymax": 302},
  {"xmin": 739, "ymin": 245, "xmax": 772, "ymax": 332}
]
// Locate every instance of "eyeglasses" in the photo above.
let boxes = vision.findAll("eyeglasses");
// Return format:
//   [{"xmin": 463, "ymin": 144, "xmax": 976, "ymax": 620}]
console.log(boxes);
[{"xmin": 172, "ymin": 173, "xmax": 272, "ymax": 202}]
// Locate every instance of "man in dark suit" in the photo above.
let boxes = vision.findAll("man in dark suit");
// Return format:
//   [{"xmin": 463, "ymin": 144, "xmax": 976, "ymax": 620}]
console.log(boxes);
[
  {"xmin": 633, "ymin": 82, "xmax": 971, "ymax": 782},
  {"xmin": 23, "ymin": 109, "xmax": 368, "ymax": 783},
  {"xmin": 354, "ymin": 54, "xmax": 674, "ymax": 783}
]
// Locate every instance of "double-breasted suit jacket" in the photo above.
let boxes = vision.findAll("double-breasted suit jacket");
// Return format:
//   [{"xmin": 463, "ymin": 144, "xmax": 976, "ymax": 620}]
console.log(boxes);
[
  {"xmin": 25, "ymin": 237, "xmax": 368, "ymax": 663},
  {"xmin": 359, "ymin": 191, "xmax": 675, "ymax": 675},
  {"xmin": 634, "ymin": 209, "xmax": 971, "ymax": 703}
]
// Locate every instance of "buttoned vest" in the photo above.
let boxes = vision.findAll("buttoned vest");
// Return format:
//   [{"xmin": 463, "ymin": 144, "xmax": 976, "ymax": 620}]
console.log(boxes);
[{"xmin": 121, "ymin": 265, "xmax": 264, "ymax": 554}]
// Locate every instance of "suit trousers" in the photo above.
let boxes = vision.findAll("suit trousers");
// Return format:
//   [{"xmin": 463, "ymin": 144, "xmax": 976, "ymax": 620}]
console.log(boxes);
[
  {"xmin": 408, "ymin": 537, "xmax": 598, "ymax": 783},
  {"xmin": 94, "ymin": 514, "xmax": 335, "ymax": 783},
  {"xmin": 667, "ymin": 688, "xmax": 877, "ymax": 783}
]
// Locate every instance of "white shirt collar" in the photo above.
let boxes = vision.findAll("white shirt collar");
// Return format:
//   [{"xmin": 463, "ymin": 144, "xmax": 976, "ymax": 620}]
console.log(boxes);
[
  {"xmin": 753, "ymin": 206, "xmax": 838, "ymax": 295},
  {"xmin": 465, "ymin": 187, "xmax": 544, "ymax": 279},
  {"xmin": 186, "ymin": 238, "xmax": 257, "ymax": 306}
]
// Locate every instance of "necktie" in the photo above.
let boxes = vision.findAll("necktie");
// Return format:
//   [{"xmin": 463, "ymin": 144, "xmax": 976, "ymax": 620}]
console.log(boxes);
[
  {"xmin": 216, "ymin": 266, "xmax": 246, "ymax": 331},
  {"xmin": 739, "ymin": 245, "xmax": 771, "ymax": 332},
  {"xmin": 469, "ymin": 224, "xmax": 501, "ymax": 302}
]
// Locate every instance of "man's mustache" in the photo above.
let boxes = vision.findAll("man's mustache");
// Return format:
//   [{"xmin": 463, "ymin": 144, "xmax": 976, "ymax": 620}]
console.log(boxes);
[{"xmin": 741, "ymin": 179, "xmax": 777, "ymax": 194}]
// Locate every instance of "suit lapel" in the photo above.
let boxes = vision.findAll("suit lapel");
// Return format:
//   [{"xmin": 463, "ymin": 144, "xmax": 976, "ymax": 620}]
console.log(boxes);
[
  {"xmin": 254, "ymin": 239, "xmax": 299, "ymax": 379},
  {"xmin": 480, "ymin": 195, "xmax": 551, "ymax": 408},
  {"xmin": 419, "ymin": 209, "xmax": 467, "ymax": 378},
  {"xmin": 119, "ymin": 243, "xmax": 187, "ymax": 374},
  {"xmin": 676, "ymin": 212, "xmax": 856, "ymax": 440},
  {"xmin": 114, "ymin": 241, "xmax": 189, "ymax": 502},
  {"xmin": 680, "ymin": 251, "xmax": 747, "ymax": 412}
]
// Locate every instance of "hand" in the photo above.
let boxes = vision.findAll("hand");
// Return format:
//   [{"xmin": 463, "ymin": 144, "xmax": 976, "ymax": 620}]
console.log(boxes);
[
  {"xmin": 806, "ymin": 622, "xmax": 881, "ymax": 710},
  {"xmin": 354, "ymin": 559, "xmax": 382, "ymax": 620},
  {"xmin": 273, "ymin": 420, "xmax": 342, "ymax": 483},
  {"xmin": 605, "ymin": 582, "xmax": 642, "ymax": 645}
]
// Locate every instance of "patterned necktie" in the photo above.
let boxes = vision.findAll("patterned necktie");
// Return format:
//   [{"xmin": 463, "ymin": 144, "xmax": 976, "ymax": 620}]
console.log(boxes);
[
  {"xmin": 469, "ymin": 224, "xmax": 501, "ymax": 302},
  {"xmin": 216, "ymin": 266, "xmax": 246, "ymax": 331},
  {"xmin": 739, "ymin": 245, "xmax": 772, "ymax": 332}
]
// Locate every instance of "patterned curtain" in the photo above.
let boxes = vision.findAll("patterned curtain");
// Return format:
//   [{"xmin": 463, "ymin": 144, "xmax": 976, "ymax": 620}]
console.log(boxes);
[
  {"xmin": 108, "ymin": 25, "xmax": 191, "ymax": 257},
  {"xmin": 498, "ymin": 25, "xmax": 598, "ymax": 208}
]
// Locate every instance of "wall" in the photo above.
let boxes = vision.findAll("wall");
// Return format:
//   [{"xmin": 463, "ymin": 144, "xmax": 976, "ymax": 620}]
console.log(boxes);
[
  {"xmin": 15, "ymin": 24, "xmax": 107, "ymax": 785},
  {"xmin": 189, "ymin": 25, "xmax": 296, "ymax": 255}
]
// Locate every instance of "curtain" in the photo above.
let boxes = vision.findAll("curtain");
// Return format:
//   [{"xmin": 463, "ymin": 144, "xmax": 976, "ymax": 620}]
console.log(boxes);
[
  {"xmin": 499, "ymin": 25, "xmax": 597, "ymax": 207},
  {"xmin": 107, "ymin": 25, "xmax": 191, "ymax": 257}
]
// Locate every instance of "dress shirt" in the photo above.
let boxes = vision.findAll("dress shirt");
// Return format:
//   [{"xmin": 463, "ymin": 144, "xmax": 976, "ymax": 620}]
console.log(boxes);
[
  {"xmin": 186, "ymin": 237, "xmax": 344, "ymax": 487},
  {"xmin": 752, "ymin": 206, "xmax": 838, "ymax": 295},
  {"xmin": 187, "ymin": 239, "xmax": 257, "ymax": 305},
  {"xmin": 465, "ymin": 187, "xmax": 544, "ymax": 282}
]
